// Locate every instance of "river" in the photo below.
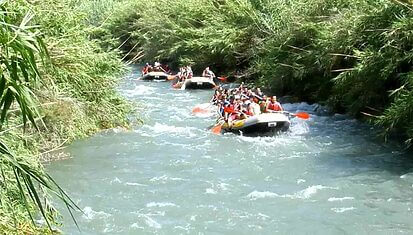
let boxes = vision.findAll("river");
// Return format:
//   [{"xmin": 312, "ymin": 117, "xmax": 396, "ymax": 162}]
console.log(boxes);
[{"xmin": 47, "ymin": 66, "xmax": 413, "ymax": 234}]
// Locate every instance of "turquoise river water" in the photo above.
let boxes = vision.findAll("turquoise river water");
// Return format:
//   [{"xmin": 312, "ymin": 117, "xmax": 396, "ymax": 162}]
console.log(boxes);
[{"xmin": 47, "ymin": 66, "xmax": 413, "ymax": 234}]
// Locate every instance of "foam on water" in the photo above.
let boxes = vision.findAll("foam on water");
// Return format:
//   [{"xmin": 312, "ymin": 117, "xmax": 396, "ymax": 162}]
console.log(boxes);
[
  {"xmin": 290, "ymin": 185, "xmax": 337, "ymax": 199},
  {"xmin": 110, "ymin": 177, "xmax": 122, "ymax": 184},
  {"xmin": 149, "ymin": 175, "xmax": 188, "ymax": 183},
  {"xmin": 123, "ymin": 84, "xmax": 157, "ymax": 97},
  {"xmin": 328, "ymin": 197, "xmax": 355, "ymax": 202},
  {"xmin": 289, "ymin": 120, "xmax": 310, "ymax": 135},
  {"xmin": 82, "ymin": 207, "xmax": 111, "ymax": 220},
  {"xmin": 205, "ymin": 188, "xmax": 218, "ymax": 194},
  {"xmin": 146, "ymin": 202, "xmax": 178, "ymax": 208},
  {"xmin": 140, "ymin": 123, "xmax": 198, "ymax": 137},
  {"xmin": 331, "ymin": 207, "xmax": 357, "ymax": 213},
  {"xmin": 247, "ymin": 191, "xmax": 280, "ymax": 200},
  {"xmin": 141, "ymin": 215, "xmax": 162, "ymax": 229},
  {"xmin": 125, "ymin": 182, "xmax": 148, "ymax": 187},
  {"xmin": 248, "ymin": 185, "xmax": 337, "ymax": 200}
]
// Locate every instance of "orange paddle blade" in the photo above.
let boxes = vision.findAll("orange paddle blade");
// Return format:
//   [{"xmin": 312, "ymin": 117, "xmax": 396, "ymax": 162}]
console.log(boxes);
[
  {"xmin": 293, "ymin": 112, "xmax": 310, "ymax": 119},
  {"xmin": 218, "ymin": 76, "xmax": 227, "ymax": 82},
  {"xmin": 172, "ymin": 83, "xmax": 182, "ymax": 89},
  {"xmin": 192, "ymin": 107, "xmax": 207, "ymax": 114},
  {"xmin": 211, "ymin": 124, "xmax": 222, "ymax": 134}
]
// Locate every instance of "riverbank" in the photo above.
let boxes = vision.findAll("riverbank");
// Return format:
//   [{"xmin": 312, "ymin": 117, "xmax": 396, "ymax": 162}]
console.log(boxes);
[
  {"xmin": 1, "ymin": 0, "xmax": 132, "ymax": 233},
  {"xmin": 98, "ymin": 0, "xmax": 413, "ymax": 147}
]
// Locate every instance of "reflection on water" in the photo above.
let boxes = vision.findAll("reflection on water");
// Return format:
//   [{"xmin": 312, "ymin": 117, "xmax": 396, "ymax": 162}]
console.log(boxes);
[{"xmin": 47, "ymin": 66, "xmax": 413, "ymax": 234}]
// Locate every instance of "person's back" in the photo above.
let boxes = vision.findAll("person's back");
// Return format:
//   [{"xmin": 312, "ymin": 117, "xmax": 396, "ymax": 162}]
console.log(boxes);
[
  {"xmin": 147, "ymin": 65, "xmax": 153, "ymax": 73},
  {"xmin": 260, "ymin": 96, "xmax": 268, "ymax": 113},
  {"xmin": 203, "ymin": 67, "xmax": 215, "ymax": 79},
  {"xmin": 185, "ymin": 66, "xmax": 192, "ymax": 78},
  {"xmin": 202, "ymin": 67, "xmax": 209, "ymax": 77},
  {"xmin": 162, "ymin": 64, "xmax": 171, "ymax": 74},
  {"xmin": 251, "ymin": 100, "xmax": 261, "ymax": 115},
  {"xmin": 153, "ymin": 62, "xmax": 162, "ymax": 72},
  {"xmin": 142, "ymin": 66, "xmax": 148, "ymax": 75}
]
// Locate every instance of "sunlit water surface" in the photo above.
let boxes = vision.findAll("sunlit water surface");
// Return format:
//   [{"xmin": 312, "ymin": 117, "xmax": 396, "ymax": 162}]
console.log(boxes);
[{"xmin": 47, "ymin": 66, "xmax": 413, "ymax": 234}]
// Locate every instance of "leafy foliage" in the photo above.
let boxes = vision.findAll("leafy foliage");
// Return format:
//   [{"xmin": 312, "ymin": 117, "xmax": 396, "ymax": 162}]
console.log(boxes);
[
  {"xmin": 101, "ymin": 0, "xmax": 413, "ymax": 146},
  {"xmin": 1, "ymin": 0, "xmax": 132, "ymax": 233},
  {"xmin": 0, "ymin": 2, "xmax": 80, "ymax": 232}
]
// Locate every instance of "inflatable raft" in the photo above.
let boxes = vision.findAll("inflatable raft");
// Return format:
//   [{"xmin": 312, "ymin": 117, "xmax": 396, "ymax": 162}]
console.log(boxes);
[
  {"xmin": 140, "ymin": 71, "xmax": 169, "ymax": 81},
  {"xmin": 221, "ymin": 113, "xmax": 290, "ymax": 134},
  {"xmin": 181, "ymin": 77, "xmax": 216, "ymax": 90}
]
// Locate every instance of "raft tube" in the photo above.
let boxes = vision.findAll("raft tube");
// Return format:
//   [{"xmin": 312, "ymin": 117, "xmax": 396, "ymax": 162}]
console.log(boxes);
[
  {"xmin": 181, "ymin": 77, "xmax": 216, "ymax": 90},
  {"xmin": 140, "ymin": 72, "xmax": 169, "ymax": 81},
  {"xmin": 221, "ymin": 113, "xmax": 290, "ymax": 134}
]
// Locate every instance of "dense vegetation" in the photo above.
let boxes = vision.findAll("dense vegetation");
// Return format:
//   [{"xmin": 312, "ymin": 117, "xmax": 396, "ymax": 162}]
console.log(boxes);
[
  {"xmin": 1, "ymin": 0, "xmax": 130, "ymax": 233},
  {"xmin": 99, "ymin": 0, "xmax": 413, "ymax": 146},
  {"xmin": 2, "ymin": 0, "xmax": 413, "ymax": 233}
]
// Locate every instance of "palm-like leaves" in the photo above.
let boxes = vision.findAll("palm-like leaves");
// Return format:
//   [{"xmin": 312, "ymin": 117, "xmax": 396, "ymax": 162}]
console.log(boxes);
[{"xmin": 1, "ymin": 4, "xmax": 79, "ymax": 231}]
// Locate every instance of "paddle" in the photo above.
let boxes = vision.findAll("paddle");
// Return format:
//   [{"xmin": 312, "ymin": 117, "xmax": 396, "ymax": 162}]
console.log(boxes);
[
  {"xmin": 268, "ymin": 110, "xmax": 310, "ymax": 119},
  {"xmin": 211, "ymin": 123, "xmax": 222, "ymax": 134},
  {"xmin": 192, "ymin": 103, "xmax": 212, "ymax": 114},
  {"xmin": 218, "ymin": 76, "xmax": 227, "ymax": 82},
  {"xmin": 192, "ymin": 107, "xmax": 206, "ymax": 114},
  {"xmin": 210, "ymin": 118, "xmax": 226, "ymax": 135},
  {"xmin": 290, "ymin": 112, "xmax": 310, "ymax": 119}
]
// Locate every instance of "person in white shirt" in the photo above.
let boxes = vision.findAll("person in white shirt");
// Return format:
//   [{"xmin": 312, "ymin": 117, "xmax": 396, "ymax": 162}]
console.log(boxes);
[{"xmin": 202, "ymin": 67, "xmax": 215, "ymax": 80}]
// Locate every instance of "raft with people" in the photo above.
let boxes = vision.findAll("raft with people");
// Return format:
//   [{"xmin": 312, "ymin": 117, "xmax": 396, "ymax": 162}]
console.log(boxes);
[
  {"xmin": 220, "ymin": 112, "xmax": 290, "ymax": 134},
  {"xmin": 205, "ymin": 84, "xmax": 310, "ymax": 135},
  {"xmin": 140, "ymin": 71, "xmax": 169, "ymax": 81},
  {"xmin": 172, "ymin": 66, "xmax": 217, "ymax": 89},
  {"xmin": 140, "ymin": 62, "xmax": 171, "ymax": 81}
]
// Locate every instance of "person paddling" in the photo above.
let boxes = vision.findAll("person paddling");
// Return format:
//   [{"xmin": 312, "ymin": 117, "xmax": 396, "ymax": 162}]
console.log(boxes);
[
  {"xmin": 186, "ymin": 65, "xmax": 193, "ymax": 79},
  {"xmin": 249, "ymin": 97, "xmax": 261, "ymax": 115},
  {"xmin": 142, "ymin": 63, "xmax": 152, "ymax": 75},
  {"xmin": 202, "ymin": 67, "xmax": 215, "ymax": 80}
]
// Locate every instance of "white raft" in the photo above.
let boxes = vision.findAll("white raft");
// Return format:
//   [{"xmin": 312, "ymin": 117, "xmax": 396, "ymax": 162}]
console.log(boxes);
[
  {"xmin": 181, "ymin": 76, "xmax": 216, "ymax": 90},
  {"xmin": 221, "ymin": 112, "xmax": 290, "ymax": 134},
  {"xmin": 140, "ymin": 71, "xmax": 169, "ymax": 81}
]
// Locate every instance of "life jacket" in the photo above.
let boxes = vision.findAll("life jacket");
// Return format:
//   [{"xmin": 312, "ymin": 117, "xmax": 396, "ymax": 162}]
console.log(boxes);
[
  {"xmin": 233, "ymin": 103, "xmax": 241, "ymax": 112},
  {"xmin": 142, "ymin": 66, "xmax": 149, "ymax": 74},
  {"xmin": 244, "ymin": 109, "xmax": 253, "ymax": 116},
  {"xmin": 224, "ymin": 105, "xmax": 236, "ymax": 114},
  {"xmin": 268, "ymin": 102, "xmax": 282, "ymax": 111}
]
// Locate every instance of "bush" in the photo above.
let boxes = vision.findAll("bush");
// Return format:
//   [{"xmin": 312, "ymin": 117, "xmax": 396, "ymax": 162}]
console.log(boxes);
[{"xmin": 100, "ymin": 0, "xmax": 413, "ymax": 146}]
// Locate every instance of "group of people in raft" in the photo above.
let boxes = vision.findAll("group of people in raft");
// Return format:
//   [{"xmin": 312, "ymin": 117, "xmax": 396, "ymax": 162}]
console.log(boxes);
[
  {"xmin": 142, "ymin": 62, "xmax": 284, "ymax": 127},
  {"xmin": 211, "ymin": 83, "xmax": 284, "ymax": 127},
  {"xmin": 142, "ymin": 62, "xmax": 216, "ymax": 85},
  {"xmin": 174, "ymin": 65, "xmax": 216, "ymax": 88},
  {"xmin": 141, "ymin": 62, "xmax": 171, "ymax": 74}
]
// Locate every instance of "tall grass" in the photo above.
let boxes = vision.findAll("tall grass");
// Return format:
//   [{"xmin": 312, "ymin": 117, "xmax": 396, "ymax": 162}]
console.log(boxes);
[
  {"xmin": 101, "ymin": 0, "xmax": 413, "ymax": 147},
  {"xmin": 0, "ymin": 2, "xmax": 80, "ymax": 232},
  {"xmin": 1, "ymin": 0, "xmax": 132, "ymax": 232},
  {"xmin": 98, "ymin": 0, "xmax": 258, "ymax": 72}
]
